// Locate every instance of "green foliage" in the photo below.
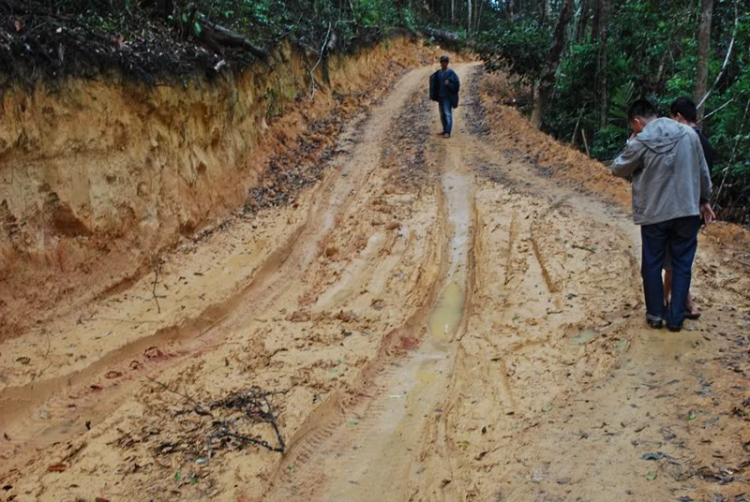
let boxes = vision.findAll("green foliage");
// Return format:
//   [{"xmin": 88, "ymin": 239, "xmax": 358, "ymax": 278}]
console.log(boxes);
[
  {"xmin": 476, "ymin": 0, "xmax": 750, "ymax": 222},
  {"xmin": 476, "ymin": 20, "xmax": 551, "ymax": 85}
]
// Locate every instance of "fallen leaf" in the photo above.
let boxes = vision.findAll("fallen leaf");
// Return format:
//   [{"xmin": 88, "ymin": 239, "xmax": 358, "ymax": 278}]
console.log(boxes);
[
  {"xmin": 646, "ymin": 471, "xmax": 658, "ymax": 480},
  {"xmin": 16, "ymin": 357, "xmax": 30, "ymax": 365},
  {"xmin": 47, "ymin": 464, "xmax": 67, "ymax": 473},
  {"xmin": 642, "ymin": 452, "xmax": 666, "ymax": 461},
  {"xmin": 688, "ymin": 410, "xmax": 697, "ymax": 420}
]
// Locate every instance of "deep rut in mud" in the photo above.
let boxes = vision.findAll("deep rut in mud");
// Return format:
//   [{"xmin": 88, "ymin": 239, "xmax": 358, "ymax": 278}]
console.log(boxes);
[{"xmin": 2, "ymin": 63, "xmax": 749, "ymax": 502}]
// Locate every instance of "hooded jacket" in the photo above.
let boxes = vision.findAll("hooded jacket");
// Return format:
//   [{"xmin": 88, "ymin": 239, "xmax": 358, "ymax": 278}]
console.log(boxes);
[{"xmin": 612, "ymin": 118, "xmax": 712, "ymax": 226}]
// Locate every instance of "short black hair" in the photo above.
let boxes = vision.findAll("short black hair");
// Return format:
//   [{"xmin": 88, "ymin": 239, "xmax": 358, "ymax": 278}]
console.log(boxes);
[
  {"xmin": 670, "ymin": 97, "xmax": 697, "ymax": 123},
  {"xmin": 627, "ymin": 99, "xmax": 657, "ymax": 121}
]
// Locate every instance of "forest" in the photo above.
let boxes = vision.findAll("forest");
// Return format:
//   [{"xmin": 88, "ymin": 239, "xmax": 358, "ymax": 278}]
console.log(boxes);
[{"xmin": 1, "ymin": 0, "xmax": 748, "ymax": 223}]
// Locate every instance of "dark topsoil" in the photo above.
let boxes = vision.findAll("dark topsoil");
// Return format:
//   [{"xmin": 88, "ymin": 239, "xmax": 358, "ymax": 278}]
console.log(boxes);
[{"xmin": 0, "ymin": 0, "xmax": 410, "ymax": 87}]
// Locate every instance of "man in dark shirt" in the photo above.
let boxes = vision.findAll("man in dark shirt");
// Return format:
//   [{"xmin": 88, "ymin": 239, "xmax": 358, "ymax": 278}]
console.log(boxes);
[
  {"xmin": 429, "ymin": 55, "xmax": 460, "ymax": 138},
  {"xmin": 664, "ymin": 97, "xmax": 716, "ymax": 319}
]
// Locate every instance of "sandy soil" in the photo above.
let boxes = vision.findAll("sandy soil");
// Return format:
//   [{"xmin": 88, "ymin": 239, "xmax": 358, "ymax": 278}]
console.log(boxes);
[{"xmin": 1, "ymin": 62, "xmax": 749, "ymax": 502}]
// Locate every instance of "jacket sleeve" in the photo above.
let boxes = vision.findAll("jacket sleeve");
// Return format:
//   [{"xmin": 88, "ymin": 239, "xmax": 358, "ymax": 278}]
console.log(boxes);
[
  {"xmin": 448, "ymin": 71, "xmax": 460, "ymax": 93},
  {"xmin": 697, "ymin": 140, "xmax": 713, "ymax": 203},
  {"xmin": 612, "ymin": 138, "xmax": 646, "ymax": 178}
]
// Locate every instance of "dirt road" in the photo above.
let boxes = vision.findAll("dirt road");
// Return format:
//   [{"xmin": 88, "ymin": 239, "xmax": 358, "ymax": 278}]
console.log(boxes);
[{"xmin": 1, "ymin": 62, "xmax": 749, "ymax": 502}]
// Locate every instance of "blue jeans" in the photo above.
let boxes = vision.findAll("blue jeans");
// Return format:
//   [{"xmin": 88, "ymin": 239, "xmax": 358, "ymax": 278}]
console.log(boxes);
[
  {"xmin": 640, "ymin": 216, "xmax": 700, "ymax": 327},
  {"xmin": 439, "ymin": 97, "xmax": 453, "ymax": 135}
]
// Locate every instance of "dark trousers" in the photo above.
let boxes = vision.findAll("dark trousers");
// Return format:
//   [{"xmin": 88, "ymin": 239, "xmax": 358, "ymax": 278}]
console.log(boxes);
[
  {"xmin": 439, "ymin": 97, "xmax": 453, "ymax": 135},
  {"xmin": 640, "ymin": 216, "xmax": 700, "ymax": 327}
]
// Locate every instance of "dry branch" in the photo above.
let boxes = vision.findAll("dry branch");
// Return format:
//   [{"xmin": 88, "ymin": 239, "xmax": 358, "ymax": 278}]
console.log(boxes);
[
  {"xmin": 697, "ymin": 0, "xmax": 738, "ymax": 111},
  {"xmin": 197, "ymin": 20, "xmax": 269, "ymax": 60}
]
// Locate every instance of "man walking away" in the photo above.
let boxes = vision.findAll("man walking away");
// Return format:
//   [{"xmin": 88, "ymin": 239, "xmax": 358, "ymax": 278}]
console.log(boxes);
[
  {"xmin": 662, "ymin": 97, "xmax": 717, "ymax": 319},
  {"xmin": 612, "ymin": 99, "xmax": 713, "ymax": 332},
  {"xmin": 429, "ymin": 55, "xmax": 460, "ymax": 138}
]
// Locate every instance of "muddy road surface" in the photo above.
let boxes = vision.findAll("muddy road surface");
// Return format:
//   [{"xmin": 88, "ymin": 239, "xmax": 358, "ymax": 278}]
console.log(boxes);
[{"xmin": 1, "ymin": 63, "xmax": 749, "ymax": 502}]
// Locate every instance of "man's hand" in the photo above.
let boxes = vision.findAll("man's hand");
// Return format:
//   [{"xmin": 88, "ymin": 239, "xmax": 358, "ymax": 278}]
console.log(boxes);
[{"xmin": 700, "ymin": 202, "xmax": 716, "ymax": 224}]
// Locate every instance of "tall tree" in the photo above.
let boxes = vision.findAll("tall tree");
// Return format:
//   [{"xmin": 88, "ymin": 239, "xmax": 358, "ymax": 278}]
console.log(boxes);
[
  {"xmin": 531, "ymin": 0, "xmax": 575, "ymax": 128},
  {"xmin": 575, "ymin": 0, "xmax": 590, "ymax": 43},
  {"xmin": 694, "ymin": 0, "xmax": 714, "ymax": 120},
  {"xmin": 591, "ymin": 0, "xmax": 600, "ymax": 41},
  {"xmin": 598, "ymin": 0, "xmax": 609, "ymax": 129}
]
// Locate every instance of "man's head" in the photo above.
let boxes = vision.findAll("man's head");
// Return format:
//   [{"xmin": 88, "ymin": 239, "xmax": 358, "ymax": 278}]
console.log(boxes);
[
  {"xmin": 627, "ymin": 99, "xmax": 657, "ymax": 134},
  {"xmin": 670, "ymin": 97, "xmax": 698, "ymax": 125},
  {"xmin": 440, "ymin": 55, "xmax": 450, "ymax": 70}
]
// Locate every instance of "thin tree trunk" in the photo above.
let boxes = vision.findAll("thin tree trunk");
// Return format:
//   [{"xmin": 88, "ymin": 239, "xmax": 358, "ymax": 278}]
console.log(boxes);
[
  {"xmin": 698, "ymin": 0, "xmax": 738, "ymax": 111},
  {"xmin": 539, "ymin": 0, "xmax": 547, "ymax": 25},
  {"xmin": 467, "ymin": 0, "xmax": 473, "ymax": 39},
  {"xmin": 575, "ymin": 0, "xmax": 589, "ymax": 43},
  {"xmin": 451, "ymin": 0, "xmax": 455, "ymax": 25},
  {"xmin": 531, "ymin": 0, "xmax": 575, "ymax": 128},
  {"xmin": 474, "ymin": 0, "xmax": 484, "ymax": 33},
  {"xmin": 591, "ymin": 0, "xmax": 600, "ymax": 42},
  {"xmin": 694, "ymin": 0, "xmax": 714, "ymax": 120},
  {"xmin": 598, "ymin": 0, "xmax": 609, "ymax": 129}
]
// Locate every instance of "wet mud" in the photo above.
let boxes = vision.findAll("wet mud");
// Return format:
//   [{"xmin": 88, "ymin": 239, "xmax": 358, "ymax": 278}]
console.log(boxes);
[{"xmin": 1, "ymin": 63, "xmax": 749, "ymax": 502}]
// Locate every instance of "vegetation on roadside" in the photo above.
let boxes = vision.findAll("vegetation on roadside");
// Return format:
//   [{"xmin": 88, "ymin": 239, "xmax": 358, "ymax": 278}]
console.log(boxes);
[{"xmin": 475, "ymin": 0, "xmax": 750, "ymax": 225}]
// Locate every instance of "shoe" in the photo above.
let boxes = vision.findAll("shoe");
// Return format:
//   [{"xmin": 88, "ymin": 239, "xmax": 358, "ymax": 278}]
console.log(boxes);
[
  {"xmin": 683, "ymin": 311, "xmax": 701, "ymax": 320},
  {"xmin": 667, "ymin": 324, "xmax": 683, "ymax": 332},
  {"xmin": 647, "ymin": 318, "xmax": 663, "ymax": 329}
]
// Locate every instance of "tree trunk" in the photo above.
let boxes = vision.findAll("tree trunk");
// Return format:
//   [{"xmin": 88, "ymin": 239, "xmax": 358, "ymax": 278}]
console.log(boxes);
[
  {"xmin": 591, "ymin": 0, "xmax": 600, "ymax": 42},
  {"xmin": 598, "ymin": 0, "xmax": 609, "ymax": 129},
  {"xmin": 474, "ymin": 0, "xmax": 484, "ymax": 33},
  {"xmin": 467, "ymin": 0, "xmax": 473, "ymax": 39},
  {"xmin": 575, "ymin": 0, "xmax": 589, "ymax": 43},
  {"xmin": 451, "ymin": 0, "xmax": 455, "ymax": 25},
  {"xmin": 531, "ymin": 0, "xmax": 575, "ymax": 128},
  {"xmin": 538, "ymin": 0, "xmax": 547, "ymax": 25},
  {"xmin": 694, "ymin": 0, "xmax": 714, "ymax": 120}
]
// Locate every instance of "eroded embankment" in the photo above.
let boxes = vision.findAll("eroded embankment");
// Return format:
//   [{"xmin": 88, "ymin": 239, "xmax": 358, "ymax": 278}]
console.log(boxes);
[{"xmin": 0, "ymin": 36, "xmax": 446, "ymax": 340}]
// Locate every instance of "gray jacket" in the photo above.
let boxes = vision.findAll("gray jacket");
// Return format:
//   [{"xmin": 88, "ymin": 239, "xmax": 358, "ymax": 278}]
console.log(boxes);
[{"xmin": 612, "ymin": 118, "xmax": 712, "ymax": 225}]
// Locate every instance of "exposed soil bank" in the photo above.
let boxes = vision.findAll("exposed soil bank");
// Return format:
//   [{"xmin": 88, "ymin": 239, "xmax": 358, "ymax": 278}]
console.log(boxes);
[{"xmin": 0, "ymin": 36, "xmax": 448, "ymax": 339}]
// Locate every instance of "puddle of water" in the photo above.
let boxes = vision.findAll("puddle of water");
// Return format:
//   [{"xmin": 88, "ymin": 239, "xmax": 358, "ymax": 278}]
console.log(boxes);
[
  {"xmin": 428, "ymin": 282, "xmax": 466, "ymax": 341},
  {"xmin": 443, "ymin": 172, "xmax": 471, "ymax": 280},
  {"xmin": 425, "ymin": 172, "xmax": 473, "ymax": 342}
]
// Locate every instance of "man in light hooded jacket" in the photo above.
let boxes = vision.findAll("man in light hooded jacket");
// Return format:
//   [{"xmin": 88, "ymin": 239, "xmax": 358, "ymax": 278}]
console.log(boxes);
[{"xmin": 612, "ymin": 99, "xmax": 713, "ymax": 331}]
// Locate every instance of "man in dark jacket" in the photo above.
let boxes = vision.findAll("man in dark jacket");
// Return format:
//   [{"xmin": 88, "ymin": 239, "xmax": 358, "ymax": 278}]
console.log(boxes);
[
  {"xmin": 662, "ymin": 97, "xmax": 716, "ymax": 319},
  {"xmin": 612, "ymin": 99, "xmax": 713, "ymax": 332},
  {"xmin": 429, "ymin": 55, "xmax": 460, "ymax": 138}
]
